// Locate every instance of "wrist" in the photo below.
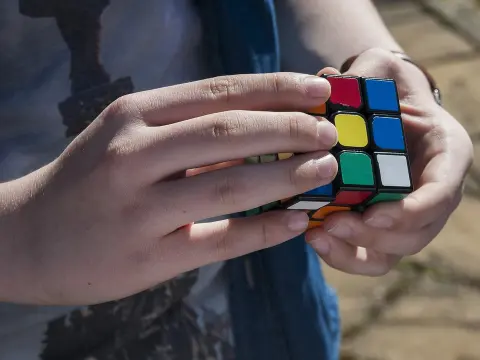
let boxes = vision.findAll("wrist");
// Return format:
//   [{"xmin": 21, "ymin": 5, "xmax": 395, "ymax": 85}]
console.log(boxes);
[{"xmin": 390, "ymin": 51, "xmax": 442, "ymax": 106}]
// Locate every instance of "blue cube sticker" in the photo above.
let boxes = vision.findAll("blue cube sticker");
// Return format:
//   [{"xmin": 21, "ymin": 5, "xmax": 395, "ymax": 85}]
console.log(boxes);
[
  {"xmin": 305, "ymin": 183, "xmax": 333, "ymax": 197},
  {"xmin": 364, "ymin": 79, "xmax": 400, "ymax": 113},
  {"xmin": 371, "ymin": 116, "xmax": 405, "ymax": 150}
]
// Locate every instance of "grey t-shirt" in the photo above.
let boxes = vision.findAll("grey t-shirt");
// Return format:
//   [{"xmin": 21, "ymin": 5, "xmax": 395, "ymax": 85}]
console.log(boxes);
[{"xmin": 0, "ymin": 1, "xmax": 233, "ymax": 358}]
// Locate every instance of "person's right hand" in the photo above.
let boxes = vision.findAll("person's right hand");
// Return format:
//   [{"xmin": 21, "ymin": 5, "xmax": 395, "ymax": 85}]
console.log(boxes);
[{"xmin": 1, "ymin": 73, "xmax": 337, "ymax": 305}]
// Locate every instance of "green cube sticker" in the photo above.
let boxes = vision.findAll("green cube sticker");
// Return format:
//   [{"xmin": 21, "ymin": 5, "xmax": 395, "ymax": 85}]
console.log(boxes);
[
  {"xmin": 367, "ymin": 192, "xmax": 406, "ymax": 205},
  {"xmin": 339, "ymin": 152, "xmax": 374, "ymax": 186}
]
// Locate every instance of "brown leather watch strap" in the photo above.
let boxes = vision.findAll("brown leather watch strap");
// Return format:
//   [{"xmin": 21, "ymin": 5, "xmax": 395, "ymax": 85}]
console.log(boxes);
[{"xmin": 340, "ymin": 51, "xmax": 442, "ymax": 106}]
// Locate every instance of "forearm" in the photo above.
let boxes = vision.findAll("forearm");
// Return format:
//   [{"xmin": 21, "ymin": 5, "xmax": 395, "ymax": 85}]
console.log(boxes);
[
  {"xmin": 0, "ymin": 175, "xmax": 43, "ymax": 303},
  {"xmin": 276, "ymin": 0, "xmax": 403, "ymax": 72}
]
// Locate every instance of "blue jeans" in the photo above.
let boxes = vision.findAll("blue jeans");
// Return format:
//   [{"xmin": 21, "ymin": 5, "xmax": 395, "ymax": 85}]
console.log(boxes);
[{"xmin": 227, "ymin": 236, "xmax": 341, "ymax": 360}]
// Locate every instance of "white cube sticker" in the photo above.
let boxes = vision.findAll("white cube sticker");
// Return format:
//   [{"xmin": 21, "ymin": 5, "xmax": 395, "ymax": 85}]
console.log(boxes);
[
  {"xmin": 377, "ymin": 154, "xmax": 411, "ymax": 187},
  {"xmin": 288, "ymin": 201, "xmax": 330, "ymax": 210}
]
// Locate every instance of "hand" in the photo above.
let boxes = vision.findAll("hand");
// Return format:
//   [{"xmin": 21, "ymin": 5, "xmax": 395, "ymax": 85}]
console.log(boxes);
[
  {"xmin": 1, "ymin": 73, "xmax": 339, "ymax": 305},
  {"xmin": 306, "ymin": 48, "xmax": 473, "ymax": 276}
]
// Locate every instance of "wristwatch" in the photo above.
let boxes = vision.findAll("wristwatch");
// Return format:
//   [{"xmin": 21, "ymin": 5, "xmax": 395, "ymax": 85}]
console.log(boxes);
[{"xmin": 339, "ymin": 50, "xmax": 442, "ymax": 106}]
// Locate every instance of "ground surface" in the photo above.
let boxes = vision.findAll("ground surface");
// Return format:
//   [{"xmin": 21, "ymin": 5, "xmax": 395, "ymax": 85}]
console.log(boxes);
[{"xmin": 323, "ymin": 1, "xmax": 480, "ymax": 359}]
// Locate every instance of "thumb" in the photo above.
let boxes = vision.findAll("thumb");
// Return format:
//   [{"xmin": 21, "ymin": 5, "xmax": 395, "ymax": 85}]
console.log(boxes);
[
  {"xmin": 316, "ymin": 67, "xmax": 341, "ymax": 76},
  {"xmin": 342, "ymin": 48, "xmax": 400, "ymax": 79},
  {"xmin": 341, "ymin": 48, "xmax": 434, "ymax": 106}
]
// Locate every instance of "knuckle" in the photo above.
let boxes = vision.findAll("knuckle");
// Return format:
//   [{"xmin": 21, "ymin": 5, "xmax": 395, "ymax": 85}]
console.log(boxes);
[
  {"xmin": 443, "ymin": 187, "xmax": 463, "ymax": 213},
  {"xmin": 257, "ymin": 221, "xmax": 279, "ymax": 249},
  {"xmin": 284, "ymin": 112, "xmax": 317, "ymax": 142},
  {"xmin": 361, "ymin": 48, "xmax": 401, "ymax": 77},
  {"xmin": 266, "ymin": 72, "xmax": 301, "ymax": 94},
  {"xmin": 287, "ymin": 165, "xmax": 301, "ymax": 190},
  {"xmin": 286, "ymin": 157, "xmax": 328, "ymax": 193},
  {"xmin": 265, "ymin": 73, "xmax": 283, "ymax": 94},
  {"xmin": 287, "ymin": 113, "xmax": 301, "ymax": 141},
  {"xmin": 215, "ymin": 222, "xmax": 231, "ymax": 260},
  {"xmin": 104, "ymin": 94, "xmax": 142, "ymax": 122},
  {"xmin": 213, "ymin": 174, "xmax": 241, "ymax": 206},
  {"xmin": 207, "ymin": 75, "xmax": 241, "ymax": 103},
  {"xmin": 211, "ymin": 111, "xmax": 244, "ymax": 141}
]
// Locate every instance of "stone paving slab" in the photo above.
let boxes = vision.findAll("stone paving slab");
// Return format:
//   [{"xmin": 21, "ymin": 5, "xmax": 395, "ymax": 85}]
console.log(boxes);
[
  {"xmin": 342, "ymin": 325, "xmax": 480, "ymax": 360},
  {"xmin": 374, "ymin": 0, "xmax": 427, "ymax": 25},
  {"xmin": 322, "ymin": 267, "xmax": 401, "ymax": 331},
  {"xmin": 384, "ymin": 276, "xmax": 480, "ymax": 324},
  {"xmin": 418, "ymin": 0, "xmax": 480, "ymax": 48},
  {"xmin": 384, "ymin": 6, "xmax": 474, "ymax": 63},
  {"xmin": 411, "ymin": 196, "xmax": 480, "ymax": 278}
]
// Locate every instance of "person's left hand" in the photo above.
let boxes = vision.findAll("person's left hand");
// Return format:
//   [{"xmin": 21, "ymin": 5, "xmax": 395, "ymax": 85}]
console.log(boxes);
[{"xmin": 305, "ymin": 48, "xmax": 473, "ymax": 276}]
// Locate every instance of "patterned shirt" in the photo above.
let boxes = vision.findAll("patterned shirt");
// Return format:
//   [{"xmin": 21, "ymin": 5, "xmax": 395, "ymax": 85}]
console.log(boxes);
[{"xmin": 0, "ymin": 1, "xmax": 234, "ymax": 358}]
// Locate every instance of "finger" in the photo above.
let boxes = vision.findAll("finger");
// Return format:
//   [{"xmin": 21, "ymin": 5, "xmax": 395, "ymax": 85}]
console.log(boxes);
[
  {"xmin": 113, "ymin": 72, "xmax": 331, "ymax": 126},
  {"xmin": 316, "ymin": 67, "xmax": 341, "ymax": 76},
  {"xmin": 155, "ymin": 210, "xmax": 309, "ymax": 278},
  {"xmin": 321, "ymin": 210, "xmax": 450, "ymax": 256},
  {"xmin": 305, "ymin": 228, "xmax": 401, "ymax": 276},
  {"xmin": 139, "ymin": 111, "xmax": 337, "ymax": 179},
  {"xmin": 154, "ymin": 151, "xmax": 337, "ymax": 230}
]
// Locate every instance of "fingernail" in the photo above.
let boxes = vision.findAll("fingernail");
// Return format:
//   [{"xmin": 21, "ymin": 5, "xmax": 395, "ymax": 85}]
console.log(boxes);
[
  {"xmin": 303, "ymin": 76, "xmax": 330, "ymax": 98},
  {"xmin": 365, "ymin": 215, "xmax": 393, "ymax": 229},
  {"xmin": 287, "ymin": 211, "xmax": 309, "ymax": 231},
  {"xmin": 315, "ymin": 154, "xmax": 337, "ymax": 179},
  {"xmin": 326, "ymin": 223, "xmax": 352, "ymax": 239},
  {"xmin": 310, "ymin": 236, "xmax": 330, "ymax": 255},
  {"xmin": 317, "ymin": 121, "xmax": 338, "ymax": 148}
]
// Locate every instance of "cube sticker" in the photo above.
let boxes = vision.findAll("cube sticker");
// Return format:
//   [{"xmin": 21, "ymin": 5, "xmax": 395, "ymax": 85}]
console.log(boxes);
[
  {"xmin": 304, "ymin": 183, "xmax": 334, "ymax": 197},
  {"xmin": 278, "ymin": 153, "xmax": 293, "ymax": 160},
  {"xmin": 326, "ymin": 75, "xmax": 363, "ymax": 112},
  {"xmin": 308, "ymin": 102, "xmax": 327, "ymax": 116},
  {"xmin": 287, "ymin": 201, "xmax": 330, "ymax": 210},
  {"xmin": 339, "ymin": 151, "xmax": 375, "ymax": 187},
  {"xmin": 363, "ymin": 78, "xmax": 400, "ymax": 113},
  {"xmin": 308, "ymin": 220, "xmax": 324, "ymax": 230},
  {"xmin": 367, "ymin": 192, "xmax": 406, "ymax": 206},
  {"xmin": 375, "ymin": 153, "xmax": 412, "ymax": 188},
  {"xmin": 245, "ymin": 74, "xmax": 413, "ymax": 224},
  {"xmin": 311, "ymin": 206, "xmax": 351, "ymax": 220},
  {"xmin": 333, "ymin": 113, "xmax": 369, "ymax": 148},
  {"xmin": 371, "ymin": 116, "xmax": 405, "ymax": 151},
  {"xmin": 333, "ymin": 190, "xmax": 373, "ymax": 206}
]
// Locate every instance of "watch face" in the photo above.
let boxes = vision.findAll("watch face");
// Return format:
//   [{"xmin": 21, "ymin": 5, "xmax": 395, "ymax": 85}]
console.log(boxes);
[{"xmin": 59, "ymin": 77, "xmax": 134, "ymax": 137}]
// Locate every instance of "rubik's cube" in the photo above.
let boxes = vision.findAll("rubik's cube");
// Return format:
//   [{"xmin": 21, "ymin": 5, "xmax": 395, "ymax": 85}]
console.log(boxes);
[{"xmin": 245, "ymin": 74, "xmax": 413, "ymax": 229}]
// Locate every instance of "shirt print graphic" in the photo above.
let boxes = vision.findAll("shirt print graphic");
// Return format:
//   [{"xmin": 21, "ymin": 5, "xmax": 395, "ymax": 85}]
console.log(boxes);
[{"xmin": 17, "ymin": 1, "xmax": 234, "ymax": 358}]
